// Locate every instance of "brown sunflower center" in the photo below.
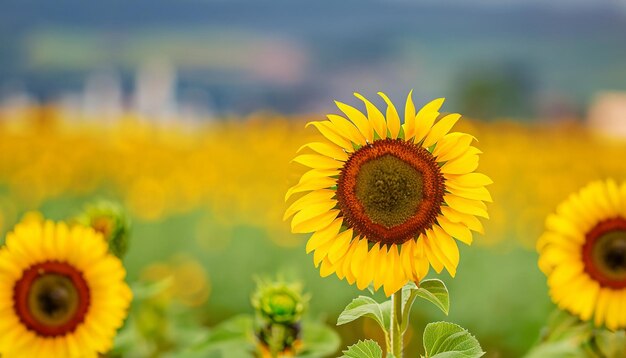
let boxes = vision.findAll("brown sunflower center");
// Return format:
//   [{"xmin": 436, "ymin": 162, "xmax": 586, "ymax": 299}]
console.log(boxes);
[
  {"xmin": 355, "ymin": 155, "xmax": 423, "ymax": 227},
  {"xmin": 13, "ymin": 261, "xmax": 91, "ymax": 337},
  {"xmin": 582, "ymin": 217, "xmax": 626, "ymax": 289},
  {"xmin": 336, "ymin": 138, "xmax": 445, "ymax": 245}
]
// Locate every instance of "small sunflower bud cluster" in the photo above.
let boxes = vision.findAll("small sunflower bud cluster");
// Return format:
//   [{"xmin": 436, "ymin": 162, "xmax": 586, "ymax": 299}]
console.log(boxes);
[
  {"xmin": 251, "ymin": 280, "xmax": 308, "ymax": 357},
  {"xmin": 74, "ymin": 200, "xmax": 131, "ymax": 258}
]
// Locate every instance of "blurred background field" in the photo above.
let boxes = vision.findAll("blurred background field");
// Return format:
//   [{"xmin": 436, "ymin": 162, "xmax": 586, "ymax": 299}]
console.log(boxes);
[{"xmin": 2, "ymin": 1, "xmax": 626, "ymax": 357}]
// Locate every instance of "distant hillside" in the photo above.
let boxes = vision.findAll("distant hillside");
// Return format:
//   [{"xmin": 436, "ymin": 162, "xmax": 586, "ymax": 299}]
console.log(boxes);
[{"xmin": 1, "ymin": 0, "xmax": 626, "ymax": 118}]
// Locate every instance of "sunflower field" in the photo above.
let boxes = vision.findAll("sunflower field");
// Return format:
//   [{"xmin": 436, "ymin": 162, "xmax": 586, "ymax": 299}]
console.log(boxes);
[
  {"xmin": 3, "ymin": 2, "xmax": 626, "ymax": 357},
  {"xmin": 0, "ymin": 96, "xmax": 625, "ymax": 357}
]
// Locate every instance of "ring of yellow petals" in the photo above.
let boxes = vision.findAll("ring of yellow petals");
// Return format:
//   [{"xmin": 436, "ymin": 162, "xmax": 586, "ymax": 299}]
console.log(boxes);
[
  {"xmin": 538, "ymin": 179, "xmax": 626, "ymax": 330},
  {"xmin": 285, "ymin": 91, "xmax": 492, "ymax": 296},
  {"xmin": 0, "ymin": 220, "xmax": 132, "ymax": 357}
]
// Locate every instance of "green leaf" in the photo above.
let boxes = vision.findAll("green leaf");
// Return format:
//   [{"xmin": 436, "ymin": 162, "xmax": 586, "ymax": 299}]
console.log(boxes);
[
  {"xmin": 297, "ymin": 321, "xmax": 342, "ymax": 358},
  {"xmin": 423, "ymin": 322, "xmax": 484, "ymax": 358},
  {"xmin": 130, "ymin": 277, "xmax": 173, "ymax": 301},
  {"xmin": 401, "ymin": 280, "xmax": 449, "ymax": 333},
  {"xmin": 337, "ymin": 296, "xmax": 386, "ymax": 333},
  {"xmin": 595, "ymin": 329, "xmax": 626, "ymax": 358},
  {"xmin": 524, "ymin": 340, "xmax": 586, "ymax": 358},
  {"xmin": 341, "ymin": 340, "xmax": 383, "ymax": 358},
  {"xmin": 190, "ymin": 315, "xmax": 255, "ymax": 356},
  {"xmin": 542, "ymin": 309, "xmax": 591, "ymax": 343}
]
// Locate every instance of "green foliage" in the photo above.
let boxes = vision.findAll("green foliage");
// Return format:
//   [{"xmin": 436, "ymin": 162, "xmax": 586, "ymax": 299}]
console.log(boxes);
[
  {"xmin": 401, "ymin": 280, "xmax": 449, "ymax": 333},
  {"xmin": 110, "ymin": 278, "xmax": 208, "ymax": 357},
  {"xmin": 337, "ymin": 296, "xmax": 387, "ymax": 331},
  {"xmin": 296, "ymin": 320, "xmax": 342, "ymax": 358},
  {"xmin": 341, "ymin": 340, "xmax": 383, "ymax": 358},
  {"xmin": 525, "ymin": 309, "xmax": 591, "ymax": 358},
  {"xmin": 594, "ymin": 330, "xmax": 626, "ymax": 358},
  {"xmin": 338, "ymin": 280, "xmax": 453, "ymax": 356},
  {"xmin": 186, "ymin": 315, "xmax": 340, "ymax": 358},
  {"xmin": 526, "ymin": 308, "xmax": 626, "ymax": 358},
  {"xmin": 186, "ymin": 315, "xmax": 255, "ymax": 358},
  {"xmin": 422, "ymin": 322, "xmax": 484, "ymax": 358}
]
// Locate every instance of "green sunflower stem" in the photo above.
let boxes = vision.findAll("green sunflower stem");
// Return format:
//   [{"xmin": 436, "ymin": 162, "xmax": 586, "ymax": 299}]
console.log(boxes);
[{"xmin": 390, "ymin": 289, "xmax": 403, "ymax": 357}]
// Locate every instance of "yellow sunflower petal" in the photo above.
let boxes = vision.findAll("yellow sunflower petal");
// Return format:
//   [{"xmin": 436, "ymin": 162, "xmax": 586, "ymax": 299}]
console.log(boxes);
[
  {"xmin": 440, "ymin": 151, "xmax": 479, "ymax": 175},
  {"xmin": 444, "ymin": 194, "xmax": 489, "ymax": 218},
  {"xmin": 383, "ymin": 245, "xmax": 406, "ymax": 296},
  {"xmin": 297, "ymin": 142, "xmax": 348, "ymax": 161},
  {"xmin": 357, "ymin": 242, "xmax": 380, "ymax": 290},
  {"xmin": 605, "ymin": 179, "xmax": 622, "ymax": 212},
  {"xmin": 328, "ymin": 229, "xmax": 354, "ymax": 263},
  {"xmin": 373, "ymin": 244, "xmax": 389, "ymax": 290},
  {"xmin": 446, "ymin": 185, "xmax": 493, "ymax": 203},
  {"xmin": 400, "ymin": 240, "xmax": 417, "ymax": 280},
  {"xmin": 422, "ymin": 113, "xmax": 461, "ymax": 148},
  {"xmin": 285, "ymin": 175, "xmax": 336, "ymax": 201},
  {"xmin": 412, "ymin": 237, "xmax": 430, "ymax": 281},
  {"xmin": 298, "ymin": 168, "xmax": 340, "ymax": 184},
  {"xmin": 378, "ymin": 92, "xmax": 401, "ymax": 139},
  {"xmin": 433, "ymin": 133, "xmax": 476, "ymax": 163},
  {"xmin": 604, "ymin": 290, "xmax": 622, "ymax": 331},
  {"xmin": 292, "ymin": 154, "xmax": 343, "ymax": 170},
  {"xmin": 432, "ymin": 225, "xmax": 460, "ymax": 276},
  {"xmin": 352, "ymin": 238, "xmax": 371, "ymax": 289},
  {"xmin": 446, "ymin": 173, "xmax": 493, "ymax": 187},
  {"xmin": 290, "ymin": 201, "xmax": 337, "ymax": 229},
  {"xmin": 421, "ymin": 234, "xmax": 444, "ymax": 273},
  {"xmin": 580, "ymin": 182, "xmax": 612, "ymax": 219},
  {"xmin": 342, "ymin": 238, "xmax": 361, "ymax": 285},
  {"xmin": 306, "ymin": 121, "xmax": 354, "ymax": 150},
  {"xmin": 335, "ymin": 100, "xmax": 374, "ymax": 142},
  {"xmin": 326, "ymin": 114, "xmax": 367, "ymax": 146},
  {"xmin": 291, "ymin": 209, "xmax": 340, "ymax": 234},
  {"xmin": 536, "ymin": 232, "xmax": 578, "ymax": 253},
  {"xmin": 577, "ymin": 279, "xmax": 599, "ymax": 321},
  {"xmin": 437, "ymin": 217, "xmax": 473, "ymax": 245},
  {"xmin": 354, "ymin": 92, "xmax": 387, "ymax": 139},
  {"xmin": 413, "ymin": 98, "xmax": 444, "ymax": 142},
  {"xmin": 440, "ymin": 206, "xmax": 484, "ymax": 234},
  {"xmin": 319, "ymin": 257, "xmax": 336, "ymax": 277},
  {"xmin": 427, "ymin": 226, "xmax": 459, "ymax": 277},
  {"xmin": 306, "ymin": 218, "xmax": 342, "ymax": 254},
  {"xmin": 313, "ymin": 236, "xmax": 336, "ymax": 267},
  {"xmin": 284, "ymin": 189, "xmax": 336, "ymax": 221},
  {"xmin": 590, "ymin": 181, "xmax": 617, "ymax": 217},
  {"xmin": 402, "ymin": 90, "xmax": 416, "ymax": 139},
  {"xmin": 593, "ymin": 289, "xmax": 611, "ymax": 327},
  {"xmin": 545, "ymin": 214, "xmax": 584, "ymax": 243}
]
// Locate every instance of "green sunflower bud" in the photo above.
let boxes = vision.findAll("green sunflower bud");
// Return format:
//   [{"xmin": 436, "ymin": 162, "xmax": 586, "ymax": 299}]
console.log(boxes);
[
  {"xmin": 252, "ymin": 280, "xmax": 307, "ymax": 325},
  {"xmin": 75, "ymin": 200, "xmax": 131, "ymax": 258},
  {"xmin": 252, "ymin": 279, "xmax": 308, "ymax": 356}
]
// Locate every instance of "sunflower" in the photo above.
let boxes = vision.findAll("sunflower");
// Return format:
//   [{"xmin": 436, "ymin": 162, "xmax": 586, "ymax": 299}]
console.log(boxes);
[
  {"xmin": 0, "ymin": 220, "xmax": 132, "ymax": 357},
  {"xmin": 284, "ymin": 92, "xmax": 491, "ymax": 296},
  {"xmin": 538, "ymin": 179, "xmax": 626, "ymax": 331}
]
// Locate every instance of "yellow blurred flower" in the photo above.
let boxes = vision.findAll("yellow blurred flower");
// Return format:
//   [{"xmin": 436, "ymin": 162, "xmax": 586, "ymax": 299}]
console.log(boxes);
[
  {"xmin": 0, "ymin": 220, "xmax": 132, "ymax": 357},
  {"xmin": 537, "ymin": 179, "xmax": 626, "ymax": 330},
  {"xmin": 0, "ymin": 104, "xmax": 626, "ymax": 251}
]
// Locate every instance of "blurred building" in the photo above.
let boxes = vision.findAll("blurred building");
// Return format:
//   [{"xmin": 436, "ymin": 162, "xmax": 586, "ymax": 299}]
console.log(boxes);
[{"xmin": 587, "ymin": 92, "xmax": 626, "ymax": 138}]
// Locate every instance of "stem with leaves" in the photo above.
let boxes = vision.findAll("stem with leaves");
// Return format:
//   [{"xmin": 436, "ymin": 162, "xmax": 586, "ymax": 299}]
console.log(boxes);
[{"xmin": 337, "ymin": 279, "xmax": 484, "ymax": 358}]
